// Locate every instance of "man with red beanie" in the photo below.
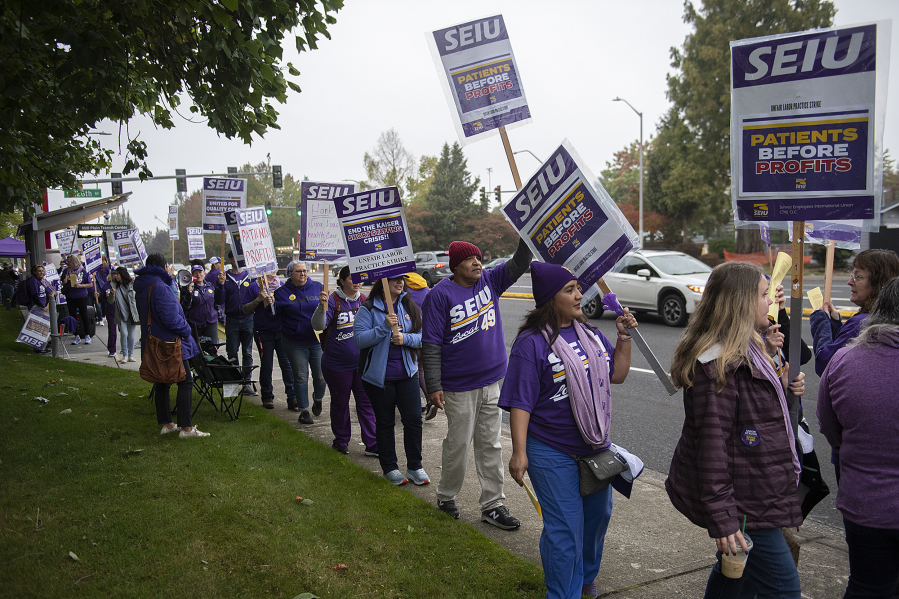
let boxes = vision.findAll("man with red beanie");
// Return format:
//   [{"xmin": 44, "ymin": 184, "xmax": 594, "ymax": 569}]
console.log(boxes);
[{"xmin": 421, "ymin": 237, "xmax": 531, "ymax": 529}]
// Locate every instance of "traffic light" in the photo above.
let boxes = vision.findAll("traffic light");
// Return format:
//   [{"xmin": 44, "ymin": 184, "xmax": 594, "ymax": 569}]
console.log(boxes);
[
  {"xmin": 227, "ymin": 167, "xmax": 238, "ymax": 175},
  {"xmin": 264, "ymin": 201, "xmax": 272, "ymax": 215},
  {"xmin": 296, "ymin": 202, "xmax": 302, "ymax": 216},
  {"xmin": 494, "ymin": 185, "xmax": 501, "ymax": 204},
  {"xmin": 272, "ymin": 165, "xmax": 283, "ymax": 189},
  {"xmin": 111, "ymin": 173, "xmax": 123, "ymax": 195},
  {"xmin": 480, "ymin": 187, "xmax": 486, "ymax": 203},
  {"xmin": 176, "ymin": 169, "xmax": 187, "ymax": 192}
]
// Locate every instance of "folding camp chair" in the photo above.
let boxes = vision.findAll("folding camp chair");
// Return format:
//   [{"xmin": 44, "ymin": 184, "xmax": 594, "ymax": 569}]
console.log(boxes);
[{"xmin": 190, "ymin": 353, "xmax": 257, "ymax": 421}]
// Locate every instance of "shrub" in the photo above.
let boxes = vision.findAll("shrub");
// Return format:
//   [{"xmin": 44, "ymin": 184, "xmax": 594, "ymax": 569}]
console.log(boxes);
[
  {"xmin": 673, "ymin": 242, "xmax": 702, "ymax": 258},
  {"xmin": 699, "ymin": 252, "xmax": 723, "ymax": 267},
  {"xmin": 810, "ymin": 244, "xmax": 855, "ymax": 270},
  {"xmin": 708, "ymin": 237, "xmax": 737, "ymax": 257}
]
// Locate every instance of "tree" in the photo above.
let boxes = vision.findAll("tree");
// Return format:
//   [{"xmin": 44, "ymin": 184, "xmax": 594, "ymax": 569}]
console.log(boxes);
[
  {"xmin": 362, "ymin": 129, "xmax": 417, "ymax": 199},
  {"xmin": 420, "ymin": 142, "xmax": 480, "ymax": 249},
  {"xmin": 660, "ymin": 0, "xmax": 835, "ymax": 249},
  {"xmin": 405, "ymin": 155, "xmax": 439, "ymax": 206},
  {"xmin": 0, "ymin": 0, "xmax": 342, "ymax": 213},
  {"xmin": 0, "ymin": 211, "xmax": 23, "ymax": 240},
  {"xmin": 600, "ymin": 140, "xmax": 646, "ymax": 210}
]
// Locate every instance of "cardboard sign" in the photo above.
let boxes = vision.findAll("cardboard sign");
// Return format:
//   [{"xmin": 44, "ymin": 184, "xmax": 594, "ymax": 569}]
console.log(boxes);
[
  {"xmin": 112, "ymin": 228, "xmax": 147, "ymax": 267},
  {"xmin": 427, "ymin": 14, "xmax": 532, "ymax": 145},
  {"xmin": 82, "ymin": 237, "xmax": 103, "ymax": 275},
  {"xmin": 55, "ymin": 229, "xmax": 76, "ymax": 257},
  {"xmin": 334, "ymin": 186, "xmax": 415, "ymax": 284},
  {"xmin": 44, "ymin": 264, "xmax": 63, "ymax": 306},
  {"xmin": 501, "ymin": 140, "xmax": 639, "ymax": 302},
  {"xmin": 299, "ymin": 181, "xmax": 354, "ymax": 262},
  {"xmin": 186, "ymin": 227, "xmax": 206, "ymax": 260},
  {"xmin": 731, "ymin": 22, "xmax": 890, "ymax": 225},
  {"xmin": 234, "ymin": 206, "xmax": 277, "ymax": 278},
  {"xmin": 202, "ymin": 177, "xmax": 247, "ymax": 232},
  {"xmin": 17, "ymin": 308, "xmax": 51, "ymax": 350},
  {"xmin": 168, "ymin": 205, "xmax": 179, "ymax": 240},
  {"xmin": 223, "ymin": 211, "xmax": 246, "ymax": 269}
]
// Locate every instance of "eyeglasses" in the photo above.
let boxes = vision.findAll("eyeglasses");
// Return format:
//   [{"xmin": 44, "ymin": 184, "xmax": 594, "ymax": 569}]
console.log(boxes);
[
  {"xmin": 294, "ymin": 269, "xmax": 307, "ymax": 274},
  {"xmin": 849, "ymin": 271, "xmax": 867, "ymax": 282}
]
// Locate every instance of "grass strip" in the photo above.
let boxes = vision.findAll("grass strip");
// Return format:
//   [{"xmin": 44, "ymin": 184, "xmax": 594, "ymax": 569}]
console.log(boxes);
[{"xmin": 0, "ymin": 310, "xmax": 544, "ymax": 598}]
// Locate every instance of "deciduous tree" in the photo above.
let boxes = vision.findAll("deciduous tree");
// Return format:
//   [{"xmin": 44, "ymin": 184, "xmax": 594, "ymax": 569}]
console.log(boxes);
[{"xmin": 362, "ymin": 129, "xmax": 417, "ymax": 199}]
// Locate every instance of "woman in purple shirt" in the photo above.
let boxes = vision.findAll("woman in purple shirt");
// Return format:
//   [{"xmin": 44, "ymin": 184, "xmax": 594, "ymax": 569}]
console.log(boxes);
[
  {"xmin": 501, "ymin": 262, "xmax": 636, "ymax": 599},
  {"xmin": 60, "ymin": 254, "xmax": 94, "ymax": 345},
  {"xmin": 818, "ymin": 277, "xmax": 899, "ymax": 599},
  {"xmin": 311, "ymin": 266, "xmax": 377, "ymax": 456}
]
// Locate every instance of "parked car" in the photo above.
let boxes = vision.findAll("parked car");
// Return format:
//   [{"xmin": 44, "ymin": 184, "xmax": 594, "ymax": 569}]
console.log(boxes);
[
  {"xmin": 581, "ymin": 249, "xmax": 712, "ymax": 327},
  {"xmin": 483, "ymin": 257, "xmax": 509, "ymax": 270},
  {"xmin": 330, "ymin": 257, "xmax": 348, "ymax": 277},
  {"xmin": 413, "ymin": 250, "xmax": 452, "ymax": 287}
]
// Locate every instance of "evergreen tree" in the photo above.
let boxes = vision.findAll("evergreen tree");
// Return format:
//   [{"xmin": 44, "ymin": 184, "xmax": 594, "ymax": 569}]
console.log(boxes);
[{"xmin": 422, "ymin": 143, "xmax": 480, "ymax": 249}]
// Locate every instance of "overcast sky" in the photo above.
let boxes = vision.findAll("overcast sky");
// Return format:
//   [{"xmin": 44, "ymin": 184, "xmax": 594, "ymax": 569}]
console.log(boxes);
[{"xmin": 47, "ymin": 0, "xmax": 899, "ymax": 240}]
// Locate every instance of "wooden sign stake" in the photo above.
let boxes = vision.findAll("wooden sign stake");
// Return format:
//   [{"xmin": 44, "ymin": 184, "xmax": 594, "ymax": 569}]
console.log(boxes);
[
  {"xmin": 823, "ymin": 239, "xmax": 836, "ymax": 304},
  {"xmin": 786, "ymin": 220, "xmax": 805, "ymax": 438},
  {"xmin": 381, "ymin": 277, "xmax": 400, "ymax": 335}
]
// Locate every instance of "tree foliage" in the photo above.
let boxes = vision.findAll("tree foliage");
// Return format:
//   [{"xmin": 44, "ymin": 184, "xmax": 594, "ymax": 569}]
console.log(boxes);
[
  {"xmin": 414, "ymin": 143, "xmax": 480, "ymax": 248},
  {"xmin": 362, "ymin": 129, "xmax": 417, "ymax": 198},
  {"xmin": 0, "ymin": 0, "xmax": 342, "ymax": 213}
]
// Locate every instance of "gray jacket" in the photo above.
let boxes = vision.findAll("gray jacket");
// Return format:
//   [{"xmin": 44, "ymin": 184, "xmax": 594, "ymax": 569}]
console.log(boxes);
[{"xmin": 109, "ymin": 281, "xmax": 139, "ymax": 325}]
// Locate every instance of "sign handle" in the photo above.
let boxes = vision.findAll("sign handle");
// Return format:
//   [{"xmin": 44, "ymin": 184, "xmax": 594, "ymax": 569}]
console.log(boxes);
[
  {"xmin": 380, "ymin": 277, "xmax": 400, "ymax": 336},
  {"xmin": 220, "ymin": 231, "xmax": 226, "ymax": 270},
  {"xmin": 498, "ymin": 126, "xmax": 524, "ymax": 191},
  {"xmin": 786, "ymin": 221, "xmax": 805, "ymax": 440},
  {"xmin": 823, "ymin": 239, "xmax": 836, "ymax": 304},
  {"xmin": 323, "ymin": 260, "xmax": 329, "ymax": 292}
]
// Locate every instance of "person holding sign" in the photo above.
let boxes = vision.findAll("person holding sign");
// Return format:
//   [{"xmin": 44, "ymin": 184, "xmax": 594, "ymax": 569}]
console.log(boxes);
[
  {"xmin": 223, "ymin": 251, "xmax": 258, "ymax": 396},
  {"xmin": 182, "ymin": 261, "xmax": 223, "ymax": 347},
  {"xmin": 243, "ymin": 273, "xmax": 296, "ymax": 411},
  {"xmin": 421, "ymin": 238, "xmax": 531, "ymax": 528},
  {"xmin": 501, "ymin": 262, "xmax": 637, "ymax": 599},
  {"xmin": 24, "ymin": 264, "xmax": 54, "ymax": 311},
  {"xmin": 354, "ymin": 276, "xmax": 428, "ymax": 486},
  {"xmin": 61, "ymin": 255, "xmax": 95, "ymax": 345},
  {"xmin": 666, "ymin": 262, "xmax": 806, "ymax": 598}
]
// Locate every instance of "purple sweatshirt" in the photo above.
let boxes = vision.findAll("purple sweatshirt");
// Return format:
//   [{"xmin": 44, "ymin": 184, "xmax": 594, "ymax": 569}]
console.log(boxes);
[
  {"xmin": 222, "ymin": 270, "xmax": 254, "ymax": 318},
  {"xmin": 317, "ymin": 291, "xmax": 366, "ymax": 372},
  {"xmin": 26, "ymin": 277, "xmax": 49, "ymax": 309},
  {"xmin": 817, "ymin": 329, "xmax": 899, "ymax": 529},
  {"xmin": 268, "ymin": 279, "xmax": 323, "ymax": 345},
  {"xmin": 247, "ymin": 280, "xmax": 281, "ymax": 335},
  {"xmin": 182, "ymin": 280, "xmax": 222, "ymax": 326}
]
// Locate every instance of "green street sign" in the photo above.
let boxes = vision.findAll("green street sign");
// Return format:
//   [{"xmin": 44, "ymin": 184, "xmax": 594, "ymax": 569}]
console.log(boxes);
[{"xmin": 64, "ymin": 189, "xmax": 102, "ymax": 198}]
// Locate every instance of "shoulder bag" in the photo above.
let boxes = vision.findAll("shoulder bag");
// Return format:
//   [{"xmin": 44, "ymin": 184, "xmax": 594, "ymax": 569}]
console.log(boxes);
[{"xmin": 139, "ymin": 282, "xmax": 186, "ymax": 384}]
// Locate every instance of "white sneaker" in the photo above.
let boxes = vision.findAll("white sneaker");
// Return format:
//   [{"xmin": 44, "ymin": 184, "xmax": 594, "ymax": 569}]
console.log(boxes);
[
  {"xmin": 71, "ymin": 336, "xmax": 82, "ymax": 345},
  {"xmin": 84, "ymin": 336, "xmax": 92, "ymax": 345},
  {"xmin": 127, "ymin": 357, "xmax": 136, "ymax": 363},
  {"xmin": 179, "ymin": 427, "xmax": 210, "ymax": 438},
  {"xmin": 160, "ymin": 424, "xmax": 180, "ymax": 435},
  {"xmin": 98, "ymin": 320, "xmax": 105, "ymax": 327},
  {"xmin": 118, "ymin": 356, "xmax": 127, "ymax": 363}
]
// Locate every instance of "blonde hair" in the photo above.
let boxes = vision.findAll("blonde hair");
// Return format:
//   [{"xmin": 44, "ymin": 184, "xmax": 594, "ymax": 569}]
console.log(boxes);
[{"xmin": 670, "ymin": 262, "xmax": 766, "ymax": 390}]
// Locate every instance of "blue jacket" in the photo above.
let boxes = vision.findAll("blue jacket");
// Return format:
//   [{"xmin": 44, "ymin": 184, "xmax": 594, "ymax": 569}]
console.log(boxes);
[
  {"xmin": 134, "ymin": 265, "xmax": 199, "ymax": 361},
  {"xmin": 354, "ymin": 291, "xmax": 422, "ymax": 388},
  {"xmin": 268, "ymin": 279, "xmax": 323, "ymax": 345},
  {"xmin": 809, "ymin": 310, "xmax": 867, "ymax": 376}
]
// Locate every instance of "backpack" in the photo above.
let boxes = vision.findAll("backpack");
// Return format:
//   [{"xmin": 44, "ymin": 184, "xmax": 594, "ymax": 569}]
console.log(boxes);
[
  {"xmin": 320, "ymin": 291, "xmax": 366, "ymax": 353},
  {"xmin": 16, "ymin": 277, "xmax": 31, "ymax": 307}
]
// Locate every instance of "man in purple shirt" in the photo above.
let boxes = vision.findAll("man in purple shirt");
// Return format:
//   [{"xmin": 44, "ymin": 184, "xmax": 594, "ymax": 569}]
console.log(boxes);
[
  {"xmin": 223, "ymin": 251, "xmax": 258, "ymax": 395},
  {"xmin": 421, "ymin": 238, "xmax": 531, "ymax": 529}
]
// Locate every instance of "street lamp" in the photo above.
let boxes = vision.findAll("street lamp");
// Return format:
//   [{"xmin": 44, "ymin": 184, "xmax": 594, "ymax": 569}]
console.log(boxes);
[
  {"xmin": 613, "ymin": 97, "xmax": 643, "ymax": 248},
  {"xmin": 512, "ymin": 150, "xmax": 543, "ymax": 164}
]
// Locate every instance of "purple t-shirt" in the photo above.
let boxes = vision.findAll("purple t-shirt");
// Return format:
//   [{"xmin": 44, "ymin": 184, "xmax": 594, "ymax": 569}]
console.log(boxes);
[
  {"xmin": 61, "ymin": 266, "xmax": 90, "ymax": 299},
  {"xmin": 421, "ymin": 262, "xmax": 514, "ymax": 392},
  {"xmin": 499, "ymin": 325, "xmax": 615, "ymax": 455},
  {"xmin": 321, "ymin": 292, "xmax": 366, "ymax": 372},
  {"xmin": 385, "ymin": 300, "xmax": 412, "ymax": 381}
]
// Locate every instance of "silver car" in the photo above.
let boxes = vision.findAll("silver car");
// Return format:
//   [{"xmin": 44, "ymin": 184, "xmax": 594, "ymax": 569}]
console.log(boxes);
[
  {"xmin": 413, "ymin": 250, "xmax": 452, "ymax": 287},
  {"xmin": 581, "ymin": 249, "xmax": 712, "ymax": 326}
]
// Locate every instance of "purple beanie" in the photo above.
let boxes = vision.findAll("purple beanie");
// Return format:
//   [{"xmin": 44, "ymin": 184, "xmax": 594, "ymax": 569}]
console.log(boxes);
[
  {"xmin": 531, "ymin": 261, "xmax": 577, "ymax": 307},
  {"xmin": 448, "ymin": 241, "xmax": 482, "ymax": 271}
]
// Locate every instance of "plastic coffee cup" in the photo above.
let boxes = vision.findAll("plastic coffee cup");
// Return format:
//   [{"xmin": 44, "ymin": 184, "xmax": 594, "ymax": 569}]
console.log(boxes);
[{"xmin": 720, "ymin": 532, "xmax": 753, "ymax": 579}]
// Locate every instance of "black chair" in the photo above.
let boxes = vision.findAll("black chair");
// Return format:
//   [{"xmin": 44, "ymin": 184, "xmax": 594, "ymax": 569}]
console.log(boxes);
[{"xmin": 189, "ymin": 353, "xmax": 257, "ymax": 421}]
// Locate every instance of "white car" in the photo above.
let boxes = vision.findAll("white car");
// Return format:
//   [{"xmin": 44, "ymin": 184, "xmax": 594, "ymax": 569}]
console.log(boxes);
[{"xmin": 581, "ymin": 249, "xmax": 712, "ymax": 326}]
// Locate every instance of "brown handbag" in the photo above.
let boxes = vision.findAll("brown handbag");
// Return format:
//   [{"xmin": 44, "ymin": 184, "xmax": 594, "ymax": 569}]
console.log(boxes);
[{"xmin": 139, "ymin": 282, "xmax": 186, "ymax": 384}]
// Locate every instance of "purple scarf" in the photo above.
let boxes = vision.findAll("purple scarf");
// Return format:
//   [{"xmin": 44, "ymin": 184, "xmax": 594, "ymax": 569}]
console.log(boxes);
[
  {"xmin": 542, "ymin": 322, "xmax": 612, "ymax": 450},
  {"xmin": 747, "ymin": 341, "xmax": 801, "ymax": 483}
]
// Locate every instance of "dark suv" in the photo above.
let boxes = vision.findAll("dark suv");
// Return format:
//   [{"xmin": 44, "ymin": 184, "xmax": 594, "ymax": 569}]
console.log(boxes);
[{"xmin": 413, "ymin": 250, "xmax": 452, "ymax": 287}]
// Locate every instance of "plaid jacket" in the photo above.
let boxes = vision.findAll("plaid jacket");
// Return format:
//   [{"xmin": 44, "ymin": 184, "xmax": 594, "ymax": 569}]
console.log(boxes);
[{"xmin": 665, "ymin": 350, "xmax": 801, "ymax": 538}]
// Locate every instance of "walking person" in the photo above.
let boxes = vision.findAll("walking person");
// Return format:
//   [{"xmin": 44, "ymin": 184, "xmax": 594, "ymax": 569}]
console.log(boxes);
[
  {"xmin": 311, "ymin": 266, "xmax": 377, "ymax": 456},
  {"xmin": 242, "ymin": 272, "xmax": 296, "ymax": 410},
  {"xmin": 97, "ymin": 255, "xmax": 117, "ymax": 357},
  {"xmin": 421, "ymin": 238, "xmax": 531, "ymax": 527},
  {"xmin": 222, "ymin": 251, "xmax": 257, "ymax": 395},
  {"xmin": 666, "ymin": 261, "xmax": 806, "ymax": 598},
  {"xmin": 502, "ymin": 262, "xmax": 638, "ymax": 599},
  {"xmin": 817, "ymin": 277, "xmax": 899, "ymax": 599},
  {"xmin": 354, "ymin": 276, "xmax": 428, "ymax": 486},
  {"xmin": 134, "ymin": 253, "xmax": 209, "ymax": 438},
  {"xmin": 61, "ymin": 254, "xmax": 95, "ymax": 345},
  {"xmin": 108, "ymin": 266, "xmax": 139, "ymax": 363}
]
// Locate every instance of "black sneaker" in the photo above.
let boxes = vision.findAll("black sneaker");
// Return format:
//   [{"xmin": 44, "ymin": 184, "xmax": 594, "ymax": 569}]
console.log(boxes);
[
  {"xmin": 481, "ymin": 505, "xmax": 520, "ymax": 530},
  {"xmin": 297, "ymin": 410, "xmax": 313, "ymax": 425},
  {"xmin": 332, "ymin": 444, "xmax": 349, "ymax": 455},
  {"xmin": 312, "ymin": 399, "xmax": 323, "ymax": 416},
  {"xmin": 437, "ymin": 499, "xmax": 459, "ymax": 520},
  {"xmin": 287, "ymin": 401, "xmax": 299, "ymax": 412}
]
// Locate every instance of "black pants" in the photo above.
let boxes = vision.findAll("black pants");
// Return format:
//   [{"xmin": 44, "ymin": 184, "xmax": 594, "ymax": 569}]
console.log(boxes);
[
  {"xmin": 363, "ymin": 376, "xmax": 422, "ymax": 475},
  {"xmin": 153, "ymin": 360, "xmax": 194, "ymax": 428},
  {"xmin": 66, "ymin": 295, "xmax": 95, "ymax": 338}
]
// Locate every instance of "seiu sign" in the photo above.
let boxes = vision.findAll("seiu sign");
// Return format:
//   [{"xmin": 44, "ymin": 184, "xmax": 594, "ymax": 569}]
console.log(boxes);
[
  {"xmin": 337, "ymin": 187, "xmax": 400, "ymax": 217},
  {"xmin": 237, "ymin": 207, "xmax": 266, "ymax": 226},
  {"xmin": 203, "ymin": 177, "xmax": 246, "ymax": 192},
  {"xmin": 505, "ymin": 145, "xmax": 574, "ymax": 226},
  {"xmin": 732, "ymin": 24, "xmax": 875, "ymax": 89},
  {"xmin": 433, "ymin": 15, "xmax": 508, "ymax": 57}
]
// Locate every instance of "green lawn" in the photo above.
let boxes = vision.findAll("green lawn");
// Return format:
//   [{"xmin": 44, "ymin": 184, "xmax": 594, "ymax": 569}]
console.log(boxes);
[{"xmin": 0, "ymin": 310, "xmax": 544, "ymax": 598}]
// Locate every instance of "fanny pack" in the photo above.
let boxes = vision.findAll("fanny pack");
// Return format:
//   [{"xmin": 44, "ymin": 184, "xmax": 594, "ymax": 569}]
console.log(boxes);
[{"xmin": 570, "ymin": 448, "xmax": 628, "ymax": 497}]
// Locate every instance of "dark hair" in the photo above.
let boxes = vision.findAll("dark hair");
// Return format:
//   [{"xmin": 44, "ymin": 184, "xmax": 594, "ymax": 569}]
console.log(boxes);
[
  {"xmin": 517, "ymin": 296, "xmax": 594, "ymax": 347},
  {"xmin": 370, "ymin": 278, "xmax": 422, "ymax": 334},
  {"xmin": 191, "ymin": 259, "xmax": 205, "ymax": 270},
  {"xmin": 852, "ymin": 277, "xmax": 899, "ymax": 347},
  {"xmin": 228, "ymin": 250, "xmax": 234, "ymax": 259},
  {"xmin": 115, "ymin": 266, "xmax": 132, "ymax": 284},
  {"xmin": 338, "ymin": 265, "xmax": 351, "ymax": 281},
  {"xmin": 145, "ymin": 253, "xmax": 167, "ymax": 268},
  {"xmin": 852, "ymin": 249, "xmax": 899, "ymax": 313},
  {"xmin": 31, "ymin": 263, "xmax": 44, "ymax": 275}
]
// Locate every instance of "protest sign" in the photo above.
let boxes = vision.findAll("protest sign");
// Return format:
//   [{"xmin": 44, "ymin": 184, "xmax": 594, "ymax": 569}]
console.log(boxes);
[
  {"xmin": 82, "ymin": 237, "xmax": 103, "ymax": 275},
  {"xmin": 501, "ymin": 140, "xmax": 639, "ymax": 303},
  {"xmin": 334, "ymin": 186, "xmax": 415, "ymax": 284},
  {"xmin": 55, "ymin": 229, "xmax": 76, "ymax": 257},
  {"xmin": 223, "ymin": 211, "xmax": 246, "ymax": 269},
  {"xmin": 112, "ymin": 228, "xmax": 147, "ymax": 266},
  {"xmin": 43, "ymin": 263, "xmax": 63, "ymax": 306},
  {"xmin": 299, "ymin": 181, "xmax": 354, "ymax": 262},
  {"xmin": 427, "ymin": 14, "xmax": 531, "ymax": 145},
  {"xmin": 234, "ymin": 206, "xmax": 277, "ymax": 278},
  {"xmin": 17, "ymin": 308, "xmax": 51, "ymax": 350},
  {"xmin": 168, "ymin": 205, "xmax": 179, "ymax": 240},
  {"xmin": 186, "ymin": 227, "xmax": 206, "ymax": 260},
  {"xmin": 202, "ymin": 177, "xmax": 247, "ymax": 232},
  {"xmin": 731, "ymin": 22, "xmax": 891, "ymax": 226}
]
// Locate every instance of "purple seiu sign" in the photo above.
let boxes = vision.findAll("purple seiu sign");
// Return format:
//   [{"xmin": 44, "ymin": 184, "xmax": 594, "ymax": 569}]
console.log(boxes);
[
  {"xmin": 186, "ymin": 227, "xmax": 206, "ymax": 260},
  {"xmin": 334, "ymin": 187, "xmax": 416, "ymax": 284},
  {"xmin": 203, "ymin": 177, "xmax": 247, "ymax": 232},
  {"xmin": 299, "ymin": 181, "xmax": 354, "ymax": 262},
  {"xmin": 223, "ymin": 211, "xmax": 246, "ymax": 269},
  {"xmin": 82, "ymin": 237, "xmax": 103, "ymax": 275}
]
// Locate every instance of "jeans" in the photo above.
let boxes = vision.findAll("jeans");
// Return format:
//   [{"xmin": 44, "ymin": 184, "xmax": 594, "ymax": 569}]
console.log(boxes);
[
  {"xmin": 255, "ymin": 331, "xmax": 295, "ymax": 405},
  {"xmin": 526, "ymin": 436, "xmax": 613, "ymax": 599},
  {"xmin": 282, "ymin": 338, "xmax": 325, "ymax": 410},
  {"xmin": 843, "ymin": 517, "xmax": 899, "ymax": 598},
  {"xmin": 192, "ymin": 321, "xmax": 219, "ymax": 347},
  {"xmin": 153, "ymin": 360, "xmax": 193, "ymax": 428},
  {"xmin": 118, "ymin": 320, "xmax": 137, "ymax": 358},
  {"xmin": 322, "ymin": 364, "xmax": 376, "ymax": 451},
  {"xmin": 704, "ymin": 527, "xmax": 800, "ymax": 599},
  {"xmin": 225, "ymin": 315, "xmax": 254, "ymax": 377},
  {"xmin": 363, "ymin": 376, "xmax": 422, "ymax": 475},
  {"xmin": 1, "ymin": 283, "xmax": 13, "ymax": 309}
]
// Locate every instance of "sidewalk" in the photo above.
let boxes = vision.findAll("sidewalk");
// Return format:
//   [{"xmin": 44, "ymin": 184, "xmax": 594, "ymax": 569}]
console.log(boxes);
[{"xmin": 39, "ymin": 320, "xmax": 851, "ymax": 597}]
